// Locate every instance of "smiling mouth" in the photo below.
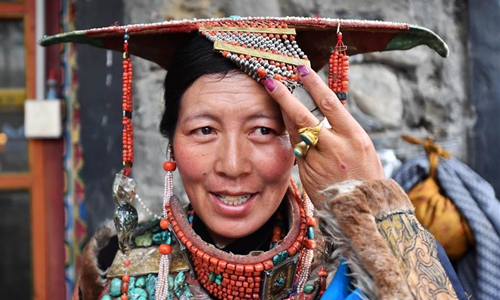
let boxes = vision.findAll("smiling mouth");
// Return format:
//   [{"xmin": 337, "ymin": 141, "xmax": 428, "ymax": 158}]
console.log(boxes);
[{"xmin": 214, "ymin": 194, "xmax": 253, "ymax": 205}]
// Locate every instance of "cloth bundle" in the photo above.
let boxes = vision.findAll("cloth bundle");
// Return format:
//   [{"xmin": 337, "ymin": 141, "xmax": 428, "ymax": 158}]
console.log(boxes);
[{"xmin": 392, "ymin": 138, "xmax": 500, "ymax": 300}]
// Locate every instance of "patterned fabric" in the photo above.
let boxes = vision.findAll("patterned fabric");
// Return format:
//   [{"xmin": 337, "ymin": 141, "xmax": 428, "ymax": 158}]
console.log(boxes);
[
  {"xmin": 377, "ymin": 211, "xmax": 457, "ymax": 299},
  {"xmin": 393, "ymin": 157, "xmax": 500, "ymax": 300}
]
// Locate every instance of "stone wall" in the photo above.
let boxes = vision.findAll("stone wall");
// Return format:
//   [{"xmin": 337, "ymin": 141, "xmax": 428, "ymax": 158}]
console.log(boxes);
[{"xmin": 124, "ymin": 0, "xmax": 471, "ymax": 220}]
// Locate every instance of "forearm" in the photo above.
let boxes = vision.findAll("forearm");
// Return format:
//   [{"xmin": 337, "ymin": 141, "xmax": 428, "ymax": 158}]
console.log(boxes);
[{"xmin": 317, "ymin": 179, "xmax": 460, "ymax": 300}]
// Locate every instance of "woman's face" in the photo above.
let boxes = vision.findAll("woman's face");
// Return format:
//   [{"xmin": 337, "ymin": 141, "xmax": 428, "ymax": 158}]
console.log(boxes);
[{"xmin": 173, "ymin": 72, "xmax": 295, "ymax": 245}]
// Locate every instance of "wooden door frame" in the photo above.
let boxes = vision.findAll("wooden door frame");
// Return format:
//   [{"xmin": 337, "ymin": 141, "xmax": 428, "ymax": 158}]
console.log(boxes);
[{"xmin": 0, "ymin": 1, "xmax": 65, "ymax": 299}]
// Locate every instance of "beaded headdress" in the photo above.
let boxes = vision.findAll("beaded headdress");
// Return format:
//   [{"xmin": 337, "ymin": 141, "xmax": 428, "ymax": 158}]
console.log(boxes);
[{"xmin": 40, "ymin": 16, "xmax": 449, "ymax": 300}]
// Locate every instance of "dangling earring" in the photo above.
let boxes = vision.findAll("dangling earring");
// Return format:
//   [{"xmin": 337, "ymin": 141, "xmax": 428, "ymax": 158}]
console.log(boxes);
[
  {"xmin": 155, "ymin": 143, "xmax": 176, "ymax": 300},
  {"xmin": 328, "ymin": 22, "xmax": 349, "ymax": 107}
]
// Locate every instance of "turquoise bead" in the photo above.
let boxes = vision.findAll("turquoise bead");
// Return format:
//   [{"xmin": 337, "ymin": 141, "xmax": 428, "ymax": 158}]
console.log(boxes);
[
  {"xmin": 128, "ymin": 287, "xmax": 147, "ymax": 300},
  {"xmin": 274, "ymin": 274, "xmax": 285, "ymax": 288},
  {"xmin": 110, "ymin": 278, "xmax": 122, "ymax": 296},
  {"xmin": 304, "ymin": 284, "xmax": 315, "ymax": 294},
  {"xmin": 307, "ymin": 226, "xmax": 315, "ymax": 239},
  {"xmin": 129, "ymin": 276, "xmax": 136, "ymax": 289},
  {"xmin": 273, "ymin": 250, "xmax": 289, "ymax": 265},
  {"xmin": 135, "ymin": 276, "xmax": 146, "ymax": 288},
  {"xmin": 174, "ymin": 271, "xmax": 186, "ymax": 290},
  {"xmin": 146, "ymin": 274, "xmax": 157, "ymax": 298},
  {"xmin": 101, "ymin": 295, "xmax": 112, "ymax": 300},
  {"xmin": 215, "ymin": 274, "xmax": 222, "ymax": 286},
  {"xmin": 168, "ymin": 274, "xmax": 174, "ymax": 290},
  {"xmin": 209, "ymin": 271, "xmax": 216, "ymax": 282},
  {"xmin": 152, "ymin": 231, "xmax": 172, "ymax": 245},
  {"xmin": 173, "ymin": 272, "xmax": 187, "ymax": 298}
]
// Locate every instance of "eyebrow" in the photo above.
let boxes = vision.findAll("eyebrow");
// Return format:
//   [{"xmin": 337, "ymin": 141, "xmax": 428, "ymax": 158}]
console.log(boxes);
[
  {"xmin": 182, "ymin": 113, "xmax": 221, "ymax": 125},
  {"xmin": 246, "ymin": 113, "xmax": 281, "ymax": 121},
  {"xmin": 182, "ymin": 113, "xmax": 280, "ymax": 124}
]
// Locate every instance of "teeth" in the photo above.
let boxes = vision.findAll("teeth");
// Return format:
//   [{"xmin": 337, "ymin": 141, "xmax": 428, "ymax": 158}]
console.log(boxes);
[{"xmin": 216, "ymin": 194, "xmax": 252, "ymax": 205}]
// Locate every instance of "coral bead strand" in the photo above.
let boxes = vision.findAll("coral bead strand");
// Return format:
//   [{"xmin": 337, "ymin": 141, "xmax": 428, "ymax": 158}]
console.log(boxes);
[
  {"xmin": 329, "ymin": 30, "xmax": 349, "ymax": 107},
  {"xmin": 122, "ymin": 29, "xmax": 134, "ymax": 176}
]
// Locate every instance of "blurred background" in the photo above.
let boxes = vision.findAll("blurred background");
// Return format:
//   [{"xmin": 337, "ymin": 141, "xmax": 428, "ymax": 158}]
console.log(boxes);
[{"xmin": 0, "ymin": 0, "xmax": 498, "ymax": 299}]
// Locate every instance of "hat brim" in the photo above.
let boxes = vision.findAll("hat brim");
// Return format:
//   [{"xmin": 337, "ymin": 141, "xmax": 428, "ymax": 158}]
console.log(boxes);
[{"xmin": 40, "ymin": 17, "xmax": 449, "ymax": 71}]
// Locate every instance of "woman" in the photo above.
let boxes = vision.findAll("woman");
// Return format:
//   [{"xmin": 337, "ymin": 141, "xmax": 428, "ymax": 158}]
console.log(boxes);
[{"xmin": 42, "ymin": 17, "xmax": 466, "ymax": 300}]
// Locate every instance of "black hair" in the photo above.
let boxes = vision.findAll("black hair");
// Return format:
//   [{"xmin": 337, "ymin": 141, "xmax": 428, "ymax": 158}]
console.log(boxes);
[{"xmin": 159, "ymin": 34, "xmax": 239, "ymax": 141}]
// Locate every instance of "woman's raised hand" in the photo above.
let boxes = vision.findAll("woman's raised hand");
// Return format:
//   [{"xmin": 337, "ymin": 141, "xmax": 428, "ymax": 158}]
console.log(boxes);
[{"xmin": 264, "ymin": 65, "xmax": 385, "ymax": 205}]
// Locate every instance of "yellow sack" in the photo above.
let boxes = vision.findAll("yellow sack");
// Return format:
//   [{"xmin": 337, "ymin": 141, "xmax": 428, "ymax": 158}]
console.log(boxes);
[{"xmin": 403, "ymin": 135, "xmax": 474, "ymax": 261}]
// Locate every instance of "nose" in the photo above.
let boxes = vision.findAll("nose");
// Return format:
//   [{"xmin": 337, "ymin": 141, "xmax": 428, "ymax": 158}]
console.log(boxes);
[{"xmin": 214, "ymin": 134, "xmax": 251, "ymax": 178}]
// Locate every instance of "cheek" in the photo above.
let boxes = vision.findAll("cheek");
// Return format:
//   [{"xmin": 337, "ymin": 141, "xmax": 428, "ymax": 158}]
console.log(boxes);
[
  {"xmin": 257, "ymin": 138, "xmax": 294, "ymax": 180},
  {"xmin": 173, "ymin": 141, "xmax": 209, "ymax": 182}
]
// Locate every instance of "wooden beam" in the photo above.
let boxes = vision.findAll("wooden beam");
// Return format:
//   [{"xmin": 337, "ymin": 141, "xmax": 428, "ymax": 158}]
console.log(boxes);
[
  {"xmin": 0, "ymin": 3, "xmax": 25, "ymax": 16},
  {"xmin": 43, "ymin": 0, "xmax": 66, "ymax": 298},
  {"xmin": 0, "ymin": 173, "xmax": 32, "ymax": 189}
]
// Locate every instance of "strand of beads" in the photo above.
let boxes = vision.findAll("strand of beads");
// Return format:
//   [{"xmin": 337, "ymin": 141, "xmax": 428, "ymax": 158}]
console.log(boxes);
[
  {"xmin": 122, "ymin": 28, "xmax": 134, "ymax": 176},
  {"xmin": 328, "ymin": 29, "xmax": 349, "ymax": 107},
  {"xmin": 155, "ymin": 151, "xmax": 176, "ymax": 300},
  {"xmin": 120, "ymin": 265, "xmax": 131, "ymax": 300},
  {"xmin": 295, "ymin": 192, "xmax": 317, "ymax": 296},
  {"xmin": 134, "ymin": 193, "xmax": 160, "ymax": 219},
  {"xmin": 270, "ymin": 210, "xmax": 285, "ymax": 249}
]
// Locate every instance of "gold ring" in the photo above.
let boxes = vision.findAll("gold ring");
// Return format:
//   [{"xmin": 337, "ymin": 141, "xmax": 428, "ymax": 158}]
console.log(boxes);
[
  {"xmin": 293, "ymin": 141, "xmax": 310, "ymax": 158},
  {"xmin": 297, "ymin": 120, "xmax": 324, "ymax": 146}
]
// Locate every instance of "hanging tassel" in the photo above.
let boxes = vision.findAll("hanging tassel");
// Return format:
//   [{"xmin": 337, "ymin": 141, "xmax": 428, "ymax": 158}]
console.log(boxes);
[
  {"xmin": 328, "ymin": 24, "xmax": 349, "ymax": 107},
  {"xmin": 122, "ymin": 28, "xmax": 134, "ymax": 176},
  {"xmin": 155, "ymin": 144, "xmax": 176, "ymax": 300}
]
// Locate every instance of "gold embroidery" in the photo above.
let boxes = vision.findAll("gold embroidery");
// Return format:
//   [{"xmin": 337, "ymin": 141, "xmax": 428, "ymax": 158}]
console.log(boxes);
[{"xmin": 377, "ymin": 213, "xmax": 458, "ymax": 299}]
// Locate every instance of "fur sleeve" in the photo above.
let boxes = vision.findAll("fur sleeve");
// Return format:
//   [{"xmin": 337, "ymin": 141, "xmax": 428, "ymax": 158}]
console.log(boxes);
[
  {"xmin": 317, "ymin": 179, "xmax": 459, "ymax": 300},
  {"xmin": 75, "ymin": 223, "xmax": 117, "ymax": 300}
]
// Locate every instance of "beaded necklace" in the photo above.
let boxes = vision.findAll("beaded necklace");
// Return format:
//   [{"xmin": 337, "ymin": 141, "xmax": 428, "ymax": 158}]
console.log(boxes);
[{"xmin": 162, "ymin": 180, "xmax": 321, "ymax": 300}]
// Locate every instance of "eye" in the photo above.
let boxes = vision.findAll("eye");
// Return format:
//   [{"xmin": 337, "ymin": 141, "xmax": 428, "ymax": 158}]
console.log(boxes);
[
  {"xmin": 199, "ymin": 127, "xmax": 214, "ymax": 135},
  {"xmin": 258, "ymin": 127, "xmax": 272, "ymax": 135},
  {"xmin": 250, "ymin": 127, "xmax": 274, "ymax": 137}
]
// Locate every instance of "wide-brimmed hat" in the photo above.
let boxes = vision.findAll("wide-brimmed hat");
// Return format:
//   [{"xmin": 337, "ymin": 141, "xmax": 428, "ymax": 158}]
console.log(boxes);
[
  {"xmin": 40, "ymin": 16, "xmax": 448, "ymax": 71},
  {"xmin": 41, "ymin": 16, "xmax": 449, "ymax": 175}
]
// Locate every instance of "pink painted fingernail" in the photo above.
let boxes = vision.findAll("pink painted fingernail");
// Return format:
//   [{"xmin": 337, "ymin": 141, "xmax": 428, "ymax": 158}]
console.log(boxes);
[
  {"xmin": 297, "ymin": 65, "xmax": 309, "ymax": 77},
  {"xmin": 264, "ymin": 78, "xmax": 277, "ymax": 92}
]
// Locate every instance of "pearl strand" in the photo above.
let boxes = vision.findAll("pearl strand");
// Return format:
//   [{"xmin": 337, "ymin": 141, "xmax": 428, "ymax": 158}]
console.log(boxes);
[
  {"xmin": 296, "ymin": 194, "xmax": 315, "ymax": 295},
  {"xmin": 155, "ymin": 172, "xmax": 173, "ymax": 299},
  {"xmin": 134, "ymin": 194, "xmax": 160, "ymax": 219}
]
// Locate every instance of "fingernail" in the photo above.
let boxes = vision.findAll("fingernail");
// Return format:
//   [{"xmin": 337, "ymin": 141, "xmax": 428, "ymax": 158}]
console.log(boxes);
[
  {"xmin": 297, "ymin": 65, "xmax": 309, "ymax": 77},
  {"xmin": 264, "ymin": 78, "xmax": 277, "ymax": 92}
]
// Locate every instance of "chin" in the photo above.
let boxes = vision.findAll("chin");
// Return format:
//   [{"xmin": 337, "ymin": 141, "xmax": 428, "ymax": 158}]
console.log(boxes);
[{"xmin": 209, "ymin": 221, "xmax": 258, "ymax": 242}]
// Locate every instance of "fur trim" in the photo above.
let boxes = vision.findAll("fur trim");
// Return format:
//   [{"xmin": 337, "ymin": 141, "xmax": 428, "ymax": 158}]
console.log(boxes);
[
  {"xmin": 78, "ymin": 221, "xmax": 116, "ymax": 300},
  {"xmin": 319, "ymin": 179, "xmax": 415, "ymax": 300},
  {"xmin": 318, "ymin": 179, "xmax": 459, "ymax": 300}
]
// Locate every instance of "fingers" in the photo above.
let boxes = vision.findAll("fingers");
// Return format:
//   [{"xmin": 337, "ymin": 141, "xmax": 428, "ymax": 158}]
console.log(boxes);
[
  {"xmin": 295, "ymin": 65, "xmax": 361, "ymax": 136},
  {"xmin": 263, "ymin": 77, "xmax": 319, "ymax": 145},
  {"xmin": 263, "ymin": 77, "xmax": 319, "ymax": 128}
]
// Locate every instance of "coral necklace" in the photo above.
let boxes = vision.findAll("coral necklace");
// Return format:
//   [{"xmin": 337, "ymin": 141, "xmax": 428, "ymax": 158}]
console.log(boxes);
[{"xmin": 165, "ymin": 180, "xmax": 317, "ymax": 300}]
